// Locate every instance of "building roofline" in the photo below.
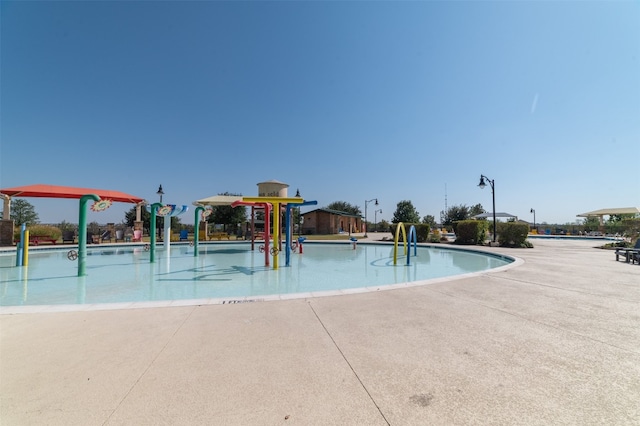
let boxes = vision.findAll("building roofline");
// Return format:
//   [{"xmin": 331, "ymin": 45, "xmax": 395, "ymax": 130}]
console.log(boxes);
[{"xmin": 301, "ymin": 208, "xmax": 361, "ymax": 218}]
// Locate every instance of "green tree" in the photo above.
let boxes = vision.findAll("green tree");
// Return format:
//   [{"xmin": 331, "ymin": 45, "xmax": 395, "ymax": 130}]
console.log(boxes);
[
  {"xmin": 57, "ymin": 220, "xmax": 76, "ymax": 232},
  {"xmin": 422, "ymin": 215, "xmax": 436, "ymax": 228},
  {"xmin": 607, "ymin": 213, "xmax": 636, "ymax": 224},
  {"xmin": 325, "ymin": 201, "xmax": 361, "ymax": 216},
  {"xmin": 125, "ymin": 206, "xmax": 150, "ymax": 230},
  {"xmin": 10, "ymin": 199, "xmax": 39, "ymax": 225},
  {"xmin": 392, "ymin": 200, "xmax": 420, "ymax": 224},
  {"xmin": 582, "ymin": 216, "xmax": 600, "ymax": 232},
  {"xmin": 469, "ymin": 203, "xmax": 485, "ymax": 217},
  {"xmin": 206, "ymin": 192, "xmax": 247, "ymax": 233},
  {"xmin": 168, "ymin": 216, "xmax": 182, "ymax": 233},
  {"xmin": 290, "ymin": 208, "xmax": 301, "ymax": 230},
  {"xmin": 441, "ymin": 204, "xmax": 474, "ymax": 227},
  {"xmin": 87, "ymin": 221, "xmax": 101, "ymax": 235}
]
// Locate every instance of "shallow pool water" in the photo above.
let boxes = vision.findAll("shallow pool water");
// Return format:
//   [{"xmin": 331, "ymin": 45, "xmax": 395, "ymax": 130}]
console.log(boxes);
[{"xmin": 0, "ymin": 242, "xmax": 512, "ymax": 307}]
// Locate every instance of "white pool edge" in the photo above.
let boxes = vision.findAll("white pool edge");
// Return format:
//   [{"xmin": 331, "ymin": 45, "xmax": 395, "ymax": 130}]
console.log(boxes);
[{"xmin": 0, "ymin": 253, "xmax": 523, "ymax": 314}]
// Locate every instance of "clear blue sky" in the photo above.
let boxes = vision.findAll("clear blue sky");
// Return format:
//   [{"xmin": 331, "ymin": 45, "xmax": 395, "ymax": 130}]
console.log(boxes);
[{"xmin": 1, "ymin": 1, "xmax": 639, "ymax": 226}]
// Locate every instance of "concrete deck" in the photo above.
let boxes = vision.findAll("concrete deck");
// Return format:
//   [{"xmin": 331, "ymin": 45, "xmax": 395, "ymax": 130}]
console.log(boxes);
[{"xmin": 1, "ymin": 238, "xmax": 639, "ymax": 425}]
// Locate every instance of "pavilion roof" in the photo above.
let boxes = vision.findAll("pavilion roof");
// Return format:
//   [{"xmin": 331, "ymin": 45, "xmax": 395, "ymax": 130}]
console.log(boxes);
[{"xmin": 0, "ymin": 184, "xmax": 144, "ymax": 204}]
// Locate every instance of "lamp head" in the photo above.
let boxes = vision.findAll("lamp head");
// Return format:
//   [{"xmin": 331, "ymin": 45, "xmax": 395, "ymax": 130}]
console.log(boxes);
[
  {"xmin": 157, "ymin": 185, "xmax": 164, "ymax": 196},
  {"xmin": 530, "ymin": 208, "xmax": 534, "ymax": 213},
  {"xmin": 374, "ymin": 198, "xmax": 379, "ymax": 205},
  {"xmin": 295, "ymin": 188, "xmax": 300, "ymax": 197},
  {"xmin": 478, "ymin": 176, "xmax": 486, "ymax": 189}
]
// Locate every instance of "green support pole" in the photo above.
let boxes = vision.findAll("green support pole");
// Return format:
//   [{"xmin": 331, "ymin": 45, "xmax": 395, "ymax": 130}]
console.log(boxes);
[
  {"xmin": 194, "ymin": 206, "xmax": 204, "ymax": 257},
  {"xmin": 150, "ymin": 202, "xmax": 162, "ymax": 263},
  {"xmin": 78, "ymin": 194, "xmax": 100, "ymax": 277}
]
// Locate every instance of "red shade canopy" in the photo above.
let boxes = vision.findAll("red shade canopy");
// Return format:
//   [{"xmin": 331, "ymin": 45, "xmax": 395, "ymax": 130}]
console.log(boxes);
[{"xmin": 0, "ymin": 184, "xmax": 145, "ymax": 204}]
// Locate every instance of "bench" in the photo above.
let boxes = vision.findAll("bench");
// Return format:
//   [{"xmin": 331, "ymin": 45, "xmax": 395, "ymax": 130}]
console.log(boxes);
[
  {"xmin": 615, "ymin": 248, "xmax": 640, "ymax": 263},
  {"xmin": 246, "ymin": 232, "xmax": 265, "ymax": 240},
  {"xmin": 209, "ymin": 232, "xmax": 230, "ymax": 240},
  {"xmin": 615, "ymin": 240, "xmax": 640, "ymax": 263},
  {"xmin": 62, "ymin": 231, "xmax": 75, "ymax": 244},
  {"xmin": 14, "ymin": 235, "xmax": 58, "ymax": 246}
]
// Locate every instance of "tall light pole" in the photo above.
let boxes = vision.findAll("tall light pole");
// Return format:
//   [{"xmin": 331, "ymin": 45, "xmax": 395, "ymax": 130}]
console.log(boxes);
[
  {"xmin": 374, "ymin": 209, "xmax": 382, "ymax": 233},
  {"xmin": 478, "ymin": 175, "xmax": 496, "ymax": 243},
  {"xmin": 364, "ymin": 198, "xmax": 378, "ymax": 237},
  {"xmin": 157, "ymin": 185, "xmax": 164, "ymax": 203},
  {"xmin": 530, "ymin": 208, "xmax": 536, "ymax": 232}
]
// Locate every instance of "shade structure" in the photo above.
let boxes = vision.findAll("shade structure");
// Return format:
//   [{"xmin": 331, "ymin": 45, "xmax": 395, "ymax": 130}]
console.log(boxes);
[
  {"xmin": 0, "ymin": 184, "xmax": 144, "ymax": 204},
  {"xmin": 192, "ymin": 195, "xmax": 243, "ymax": 206},
  {"xmin": 576, "ymin": 207, "xmax": 640, "ymax": 226},
  {"xmin": 576, "ymin": 207, "xmax": 640, "ymax": 217},
  {"xmin": 472, "ymin": 212, "xmax": 518, "ymax": 219}
]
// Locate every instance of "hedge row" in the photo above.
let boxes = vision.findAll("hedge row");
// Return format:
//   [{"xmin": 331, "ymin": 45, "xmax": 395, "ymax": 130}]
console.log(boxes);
[
  {"xmin": 497, "ymin": 222, "xmax": 530, "ymax": 247},
  {"xmin": 392, "ymin": 223, "xmax": 430, "ymax": 243},
  {"xmin": 13, "ymin": 225, "xmax": 62, "ymax": 241},
  {"xmin": 453, "ymin": 220, "xmax": 488, "ymax": 245}
]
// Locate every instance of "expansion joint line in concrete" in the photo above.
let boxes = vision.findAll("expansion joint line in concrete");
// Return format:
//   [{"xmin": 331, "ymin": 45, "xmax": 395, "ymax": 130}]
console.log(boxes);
[
  {"xmin": 490, "ymin": 273, "xmax": 638, "ymax": 302},
  {"xmin": 308, "ymin": 302, "xmax": 391, "ymax": 426},
  {"xmin": 101, "ymin": 306, "xmax": 199, "ymax": 425},
  {"xmin": 424, "ymin": 283, "xmax": 640, "ymax": 356}
]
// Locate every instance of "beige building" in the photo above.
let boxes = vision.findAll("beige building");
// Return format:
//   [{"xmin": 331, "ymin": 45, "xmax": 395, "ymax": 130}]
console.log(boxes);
[{"xmin": 301, "ymin": 209, "xmax": 362, "ymax": 235}]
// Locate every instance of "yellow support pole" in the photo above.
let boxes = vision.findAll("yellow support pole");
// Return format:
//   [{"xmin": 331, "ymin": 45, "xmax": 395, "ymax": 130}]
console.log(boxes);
[
  {"xmin": 393, "ymin": 223, "xmax": 407, "ymax": 265},
  {"xmin": 272, "ymin": 201, "xmax": 280, "ymax": 269},
  {"xmin": 23, "ymin": 230, "xmax": 29, "ymax": 267},
  {"xmin": 242, "ymin": 196, "xmax": 303, "ymax": 270}
]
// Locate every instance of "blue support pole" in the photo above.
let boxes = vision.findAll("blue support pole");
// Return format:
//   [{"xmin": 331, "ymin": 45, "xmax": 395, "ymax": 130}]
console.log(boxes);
[
  {"xmin": 285, "ymin": 207, "xmax": 291, "ymax": 267},
  {"xmin": 284, "ymin": 201, "xmax": 317, "ymax": 266},
  {"xmin": 16, "ymin": 223, "xmax": 26, "ymax": 267},
  {"xmin": 407, "ymin": 225, "xmax": 417, "ymax": 265}
]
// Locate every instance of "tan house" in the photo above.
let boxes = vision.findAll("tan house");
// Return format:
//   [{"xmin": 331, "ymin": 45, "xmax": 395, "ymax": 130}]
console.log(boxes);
[{"xmin": 301, "ymin": 209, "xmax": 362, "ymax": 235}]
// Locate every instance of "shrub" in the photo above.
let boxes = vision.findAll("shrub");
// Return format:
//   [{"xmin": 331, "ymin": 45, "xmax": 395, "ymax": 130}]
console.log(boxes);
[
  {"xmin": 428, "ymin": 229, "xmax": 442, "ymax": 243},
  {"xmin": 497, "ymin": 222, "xmax": 530, "ymax": 247},
  {"xmin": 454, "ymin": 220, "xmax": 488, "ymax": 245},
  {"xmin": 621, "ymin": 218, "xmax": 640, "ymax": 242},
  {"xmin": 57, "ymin": 221, "xmax": 77, "ymax": 233},
  {"xmin": 394, "ymin": 223, "xmax": 430, "ymax": 242},
  {"xmin": 87, "ymin": 221, "xmax": 101, "ymax": 235},
  {"xmin": 413, "ymin": 224, "xmax": 430, "ymax": 242},
  {"xmin": 14, "ymin": 224, "xmax": 62, "ymax": 241}
]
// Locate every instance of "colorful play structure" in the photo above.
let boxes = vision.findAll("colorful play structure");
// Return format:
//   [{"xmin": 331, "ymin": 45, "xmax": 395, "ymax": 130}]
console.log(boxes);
[
  {"xmin": 188, "ymin": 180, "xmax": 319, "ymax": 269},
  {"xmin": 146, "ymin": 203, "xmax": 189, "ymax": 262},
  {"xmin": 393, "ymin": 222, "xmax": 418, "ymax": 265},
  {"xmin": 5, "ymin": 180, "xmax": 422, "ymax": 278},
  {"xmin": 1, "ymin": 185, "xmax": 145, "ymax": 277},
  {"xmin": 6, "ymin": 180, "xmax": 321, "ymax": 275}
]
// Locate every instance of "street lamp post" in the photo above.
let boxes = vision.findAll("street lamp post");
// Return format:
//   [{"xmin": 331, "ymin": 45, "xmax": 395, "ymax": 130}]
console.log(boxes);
[
  {"xmin": 530, "ymin": 208, "xmax": 536, "ymax": 232},
  {"xmin": 374, "ymin": 209, "xmax": 382, "ymax": 233},
  {"xmin": 364, "ymin": 198, "xmax": 378, "ymax": 237},
  {"xmin": 157, "ymin": 185, "xmax": 164, "ymax": 203},
  {"xmin": 477, "ymin": 175, "xmax": 496, "ymax": 243}
]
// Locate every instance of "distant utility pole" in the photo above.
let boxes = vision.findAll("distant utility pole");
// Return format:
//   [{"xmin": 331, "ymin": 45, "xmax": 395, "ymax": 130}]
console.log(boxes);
[
  {"xmin": 444, "ymin": 183, "xmax": 448, "ymax": 212},
  {"xmin": 440, "ymin": 183, "xmax": 448, "ymax": 224}
]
